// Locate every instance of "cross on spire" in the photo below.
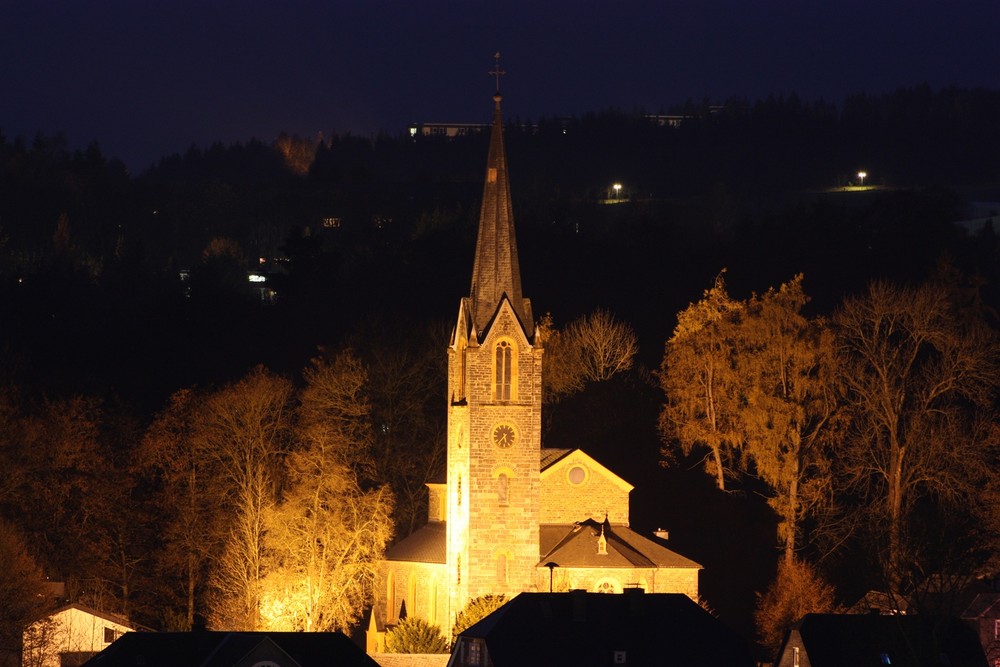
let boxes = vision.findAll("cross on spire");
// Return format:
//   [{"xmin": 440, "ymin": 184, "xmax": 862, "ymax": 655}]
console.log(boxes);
[{"xmin": 489, "ymin": 52, "xmax": 506, "ymax": 94}]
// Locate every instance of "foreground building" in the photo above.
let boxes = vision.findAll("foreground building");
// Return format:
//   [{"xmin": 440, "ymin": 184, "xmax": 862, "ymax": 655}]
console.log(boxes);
[
  {"xmin": 83, "ymin": 631, "xmax": 378, "ymax": 667},
  {"xmin": 776, "ymin": 614, "xmax": 987, "ymax": 667},
  {"xmin": 23, "ymin": 603, "xmax": 135, "ymax": 667},
  {"xmin": 369, "ymin": 77, "xmax": 700, "ymax": 648},
  {"xmin": 449, "ymin": 590, "xmax": 753, "ymax": 667}
]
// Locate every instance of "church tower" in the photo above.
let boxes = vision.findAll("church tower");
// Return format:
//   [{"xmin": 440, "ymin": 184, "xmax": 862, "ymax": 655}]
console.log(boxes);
[{"xmin": 445, "ymin": 66, "xmax": 543, "ymax": 623}]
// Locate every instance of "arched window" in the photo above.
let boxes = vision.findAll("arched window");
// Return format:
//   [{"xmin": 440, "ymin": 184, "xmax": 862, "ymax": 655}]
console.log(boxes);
[
  {"xmin": 498, "ymin": 473, "xmax": 509, "ymax": 506},
  {"xmin": 496, "ymin": 553, "xmax": 508, "ymax": 586},
  {"xmin": 495, "ymin": 340, "xmax": 513, "ymax": 401},
  {"xmin": 386, "ymin": 571, "xmax": 396, "ymax": 622},
  {"xmin": 594, "ymin": 577, "xmax": 621, "ymax": 594},
  {"xmin": 407, "ymin": 573, "xmax": 417, "ymax": 618}
]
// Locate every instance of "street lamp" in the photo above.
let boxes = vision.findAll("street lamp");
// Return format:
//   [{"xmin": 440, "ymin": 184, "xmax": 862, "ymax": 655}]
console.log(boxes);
[
  {"xmin": 612, "ymin": 183, "xmax": 622, "ymax": 201},
  {"xmin": 544, "ymin": 562, "xmax": 559, "ymax": 592},
  {"xmin": 857, "ymin": 171, "xmax": 867, "ymax": 186}
]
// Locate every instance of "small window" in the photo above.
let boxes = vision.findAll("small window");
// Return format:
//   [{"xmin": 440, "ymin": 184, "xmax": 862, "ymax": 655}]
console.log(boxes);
[
  {"xmin": 568, "ymin": 465, "xmax": 587, "ymax": 485},
  {"xmin": 457, "ymin": 475, "xmax": 462, "ymax": 506},
  {"xmin": 995, "ymin": 618, "xmax": 1000, "ymax": 640},
  {"xmin": 793, "ymin": 646, "xmax": 800, "ymax": 667},
  {"xmin": 103, "ymin": 627, "xmax": 117, "ymax": 643},
  {"xmin": 496, "ymin": 553, "xmax": 508, "ymax": 585},
  {"xmin": 467, "ymin": 639, "xmax": 482, "ymax": 665},
  {"xmin": 498, "ymin": 473, "xmax": 509, "ymax": 506}
]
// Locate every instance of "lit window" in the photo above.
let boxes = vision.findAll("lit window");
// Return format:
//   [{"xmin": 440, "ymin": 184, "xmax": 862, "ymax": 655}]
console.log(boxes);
[
  {"xmin": 793, "ymin": 647, "xmax": 799, "ymax": 667},
  {"xmin": 498, "ymin": 473, "xmax": 509, "ymax": 506},
  {"xmin": 495, "ymin": 340, "xmax": 512, "ymax": 401},
  {"xmin": 466, "ymin": 639, "xmax": 482, "ymax": 665}
]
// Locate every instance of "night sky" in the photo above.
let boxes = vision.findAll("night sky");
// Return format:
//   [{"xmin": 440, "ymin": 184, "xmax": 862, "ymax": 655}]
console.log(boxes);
[{"xmin": 4, "ymin": 0, "xmax": 999, "ymax": 172}]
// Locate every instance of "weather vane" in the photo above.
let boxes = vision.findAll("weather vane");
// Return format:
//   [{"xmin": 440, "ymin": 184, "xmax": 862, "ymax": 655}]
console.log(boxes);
[{"xmin": 489, "ymin": 52, "xmax": 506, "ymax": 93}]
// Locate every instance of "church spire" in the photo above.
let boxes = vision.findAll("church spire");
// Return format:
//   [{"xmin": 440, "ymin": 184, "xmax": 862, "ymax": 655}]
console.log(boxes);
[{"xmin": 468, "ymin": 53, "xmax": 530, "ymax": 336}]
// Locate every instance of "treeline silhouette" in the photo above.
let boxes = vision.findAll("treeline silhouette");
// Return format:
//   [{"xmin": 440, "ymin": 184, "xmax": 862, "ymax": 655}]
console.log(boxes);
[{"xmin": 1, "ymin": 84, "xmax": 998, "ymax": 411}]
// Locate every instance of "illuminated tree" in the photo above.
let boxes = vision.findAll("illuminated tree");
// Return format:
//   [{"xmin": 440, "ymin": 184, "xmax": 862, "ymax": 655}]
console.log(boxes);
[
  {"xmin": 540, "ymin": 309, "xmax": 638, "ymax": 405},
  {"xmin": 738, "ymin": 276, "xmax": 841, "ymax": 563},
  {"xmin": 566, "ymin": 308, "xmax": 638, "ymax": 382},
  {"xmin": 385, "ymin": 617, "xmax": 449, "ymax": 654},
  {"xmin": 261, "ymin": 351, "xmax": 394, "ymax": 632},
  {"xmin": 201, "ymin": 367, "xmax": 294, "ymax": 630},
  {"xmin": 0, "ymin": 521, "xmax": 50, "ymax": 654},
  {"xmin": 834, "ymin": 280, "xmax": 1000, "ymax": 579},
  {"xmin": 659, "ymin": 273, "xmax": 744, "ymax": 490},
  {"xmin": 452, "ymin": 594, "xmax": 506, "ymax": 641},
  {"xmin": 755, "ymin": 556, "xmax": 838, "ymax": 657},
  {"xmin": 537, "ymin": 313, "xmax": 585, "ymax": 404}
]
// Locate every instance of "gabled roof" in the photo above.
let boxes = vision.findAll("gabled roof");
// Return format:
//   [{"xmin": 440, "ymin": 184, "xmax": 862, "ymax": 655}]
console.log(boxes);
[
  {"xmin": 540, "ymin": 448, "xmax": 634, "ymax": 493},
  {"xmin": 781, "ymin": 614, "xmax": 987, "ymax": 667},
  {"xmin": 539, "ymin": 519, "xmax": 701, "ymax": 569},
  {"xmin": 84, "ymin": 631, "xmax": 379, "ymax": 667},
  {"xmin": 453, "ymin": 591, "xmax": 753, "ymax": 667},
  {"xmin": 38, "ymin": 602, "xmax": 136, "ymax": 630},
  {"xmin": 385, "ymin": 521, "xmax": 447, "ymax": 564}
]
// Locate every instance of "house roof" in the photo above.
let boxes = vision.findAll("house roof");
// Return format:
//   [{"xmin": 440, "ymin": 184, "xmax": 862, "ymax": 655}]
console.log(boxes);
[
  {"xmin": 454, "ymin": 591, "xmax": 753, "ymax": 667},
  {"xmin": 539, "ymin": 448, "xmax": 572, "ymax": 470},
  {"xmin": 539, "ymin": 519, "xmax": 702, "ymax": 569},
  {"xmin": 385, "ymin": 519, "xmax": 700, "ymax": 571},
  {"xmin": 781, "ymin": 613, "xmax": 987, "ymax": 667},
  {"xmin": 83, "ymin": 631, "xmax": 379, "ymax": 667},
  {"xmin": 371, "ymin": 654, "xmax": 450, "ymax": 667},
  {"xmin": 385, "ymin": 521, "xmax": 447, "ymax": 564},
  {"xmin": 40, "ymin": 602, "xmax": 136, "ymax": 630}
]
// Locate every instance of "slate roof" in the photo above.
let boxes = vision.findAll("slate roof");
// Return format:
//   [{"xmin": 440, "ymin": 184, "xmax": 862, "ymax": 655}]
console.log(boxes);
[
  {"xmin": 782, "ymin": 614, "xmax": 987, "ymax": 667},
  {"xmin": 539, "ymin": 518, "xmax": 702, "ymax": 569},
  {"xmin": 539, "ymin": 448, "xmax": 572, "ymax": 470},
  {"xmin": 454, "ymin": 591, "xmax": 753, "ymax": 667},
  {"xmin": 385, "ymin": 521, "xmax": 446, "ymax": 564},
  {"xmin": 468, "ymin": 91, "xmax": 530, "ymax": 335},
  {"xmin": 84, "ymin": 631, "xmax": 379, "ymax": 667}
]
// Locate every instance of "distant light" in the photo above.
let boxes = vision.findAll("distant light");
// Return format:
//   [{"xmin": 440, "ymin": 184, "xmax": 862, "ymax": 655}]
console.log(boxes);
[
  {"xmin": 409, "ymin": 127, "xmax": 417, "ymax": 137},
  {"xmin": 857, "ymin": 171, "xmax": 868, "ymax": 186},
  {"xmin": 248, "ymin": 273, "xmax": 266, "ymax": 283}
]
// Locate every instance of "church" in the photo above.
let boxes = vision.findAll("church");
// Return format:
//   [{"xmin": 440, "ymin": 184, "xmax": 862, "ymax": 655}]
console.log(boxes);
[{"xmin": 370, "ymin": 77, "xmax": 701, "ymax": 646}]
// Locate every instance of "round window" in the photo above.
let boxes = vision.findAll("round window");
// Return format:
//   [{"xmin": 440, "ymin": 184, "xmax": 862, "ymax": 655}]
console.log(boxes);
[{"xmin": 568, "ymin": 465, "xmax": 586, "ymax": 485}]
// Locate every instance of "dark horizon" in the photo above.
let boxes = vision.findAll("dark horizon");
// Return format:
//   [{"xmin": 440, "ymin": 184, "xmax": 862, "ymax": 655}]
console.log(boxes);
[{"xmin": 4, "ymin": 0, "xmax": 999, "ymax": 172}]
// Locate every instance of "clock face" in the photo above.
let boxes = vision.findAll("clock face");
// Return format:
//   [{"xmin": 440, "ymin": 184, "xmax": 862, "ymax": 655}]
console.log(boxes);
[{"xmin": 492, "ymin": 423, "xmax": 516, "ymax": 448}]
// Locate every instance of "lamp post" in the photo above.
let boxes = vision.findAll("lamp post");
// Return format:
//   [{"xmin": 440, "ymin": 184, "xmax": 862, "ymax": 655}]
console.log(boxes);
[
  {"xmin": 544, "ymin": 562, "xmax": 559, "ymax": 593},
  {"xmin": 612, "ymin": 183, "xmax": 622, "ymax": 201},
  {"xmin": 857, "ymin": 171, "xmax": 867, "ymax": 187}
]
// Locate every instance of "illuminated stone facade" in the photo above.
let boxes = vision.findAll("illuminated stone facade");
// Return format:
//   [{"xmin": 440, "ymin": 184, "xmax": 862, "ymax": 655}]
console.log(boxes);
[{"xmin": 370, "ymin": 91, "xmax": 701, "ymax": 650}]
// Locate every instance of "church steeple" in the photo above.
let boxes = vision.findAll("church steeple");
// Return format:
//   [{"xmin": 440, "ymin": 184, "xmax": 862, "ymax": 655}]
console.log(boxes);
[{"xmin": 468, "ymin": 55, "xmax": 531, "ymax": 337}]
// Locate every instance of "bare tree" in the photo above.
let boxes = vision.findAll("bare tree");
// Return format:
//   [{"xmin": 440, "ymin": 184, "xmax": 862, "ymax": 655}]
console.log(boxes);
[
  {"xmin": 137, "ymin": 388, "xmax": 225, "ymax": 629},
  {"xmin": 834, "ymin": 280, "xmax": 1000, "ymax": 579},
  {"xmin": 659, "ymin": 273, "xmax": 744, "ymax": 490},
  {"xmin": 261, "ymin": 350, "xmax": 394, "ymax": 632},
  {"xmin": 539, "ymin": 309, "xmax": 638, "ymax": 405},
  {"xmin": 566, "ymin": 309, "xmax": 638, "ymax": 382},
  {"xmin": 201, "ymin": 367, "xmax": 294, "ymax": 630}
]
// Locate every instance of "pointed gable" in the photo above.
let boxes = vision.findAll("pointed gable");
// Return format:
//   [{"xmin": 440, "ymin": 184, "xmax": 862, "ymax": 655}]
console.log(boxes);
[
  {"xmin": 468, "ymin": 92, "xmax": 532, "ymax": 339},
  {"xmin": 539, "ymin": 449, "xmax": 633, "ymax": 525}
]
